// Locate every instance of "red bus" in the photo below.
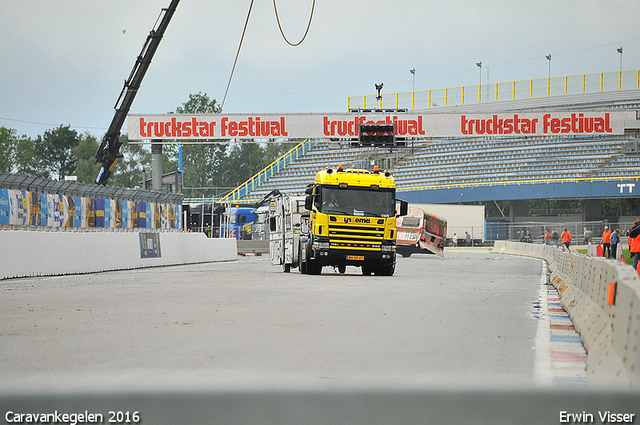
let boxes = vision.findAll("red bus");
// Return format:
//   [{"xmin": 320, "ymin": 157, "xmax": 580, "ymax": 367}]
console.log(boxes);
[{"xmin": 396, "ymin": 207, "xmax": 447, "ymax": 257}]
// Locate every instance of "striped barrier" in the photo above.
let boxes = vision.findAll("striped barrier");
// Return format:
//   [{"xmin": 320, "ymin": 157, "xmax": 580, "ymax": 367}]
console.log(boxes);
[{"xmin": 492, "ymin": 241, "xmax": 640, "ymax": 388}]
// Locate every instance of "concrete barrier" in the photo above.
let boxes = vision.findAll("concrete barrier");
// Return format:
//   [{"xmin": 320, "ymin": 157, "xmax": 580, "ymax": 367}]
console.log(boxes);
[
  {"xmin": 0, "ymin": 230, "xmax": 237, "ymax": 280},
  {"xmin": 492, "ymin": 241, "xmax": 640, "ymax": 388}
]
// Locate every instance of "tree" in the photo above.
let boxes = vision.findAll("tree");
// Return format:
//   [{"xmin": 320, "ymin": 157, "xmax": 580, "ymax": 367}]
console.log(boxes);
[
  {"xmin": 72, "ymin": 132, "xmax": 101, "ymax": 184},
  {"xmin": 41, "ymin": 125, "xmax": 80, "ymax": 180},
  {"xmin": 0, "ymin": 126, "xmax": 17, "ymax": 173},
  {"xmin": 173, "ymin": 92, "xmax": 227, "ymax": 198},
  {"xmin": 14, "ymin": 135, "xmax": 47, "ymax": 177},
  {"xmin": 109, "ymin": 135, "xmax": 151, "ymax": 188}
]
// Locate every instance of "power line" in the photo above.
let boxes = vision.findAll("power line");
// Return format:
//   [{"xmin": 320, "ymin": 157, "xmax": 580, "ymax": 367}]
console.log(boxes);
[
  {"xmin": 221, "ymin": 0, "xmax": 255, "ymax": 111},
  {"xmin": 273, "ymin": 0, "xmax": 315, "ymax": 47}
]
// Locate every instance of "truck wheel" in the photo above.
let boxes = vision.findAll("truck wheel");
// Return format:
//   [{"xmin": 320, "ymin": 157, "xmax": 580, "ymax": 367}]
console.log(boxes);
[
  {"xmin": 338, "ymin": 265, "xmax": 346, "ymax": 274},
  {"xmin": 299, "ymin": 246, "xmax": 307, "ymax": 274},
  {"xmin": 283, "ymin": 264, "xmax": 291, "ymax": 273},
  {"xmin": 361, "ymin": 266, "xmax": 372, "ymax": 276},
  {"xmin": 307, "ymin": 260, "xmax": 322, "ymax": 275},
  {"xmin": 377, "ymin": 263, "xmax": 395, "ymax": 276}
]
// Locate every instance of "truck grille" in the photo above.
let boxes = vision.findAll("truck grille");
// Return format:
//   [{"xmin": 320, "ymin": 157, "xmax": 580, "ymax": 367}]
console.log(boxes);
[{"xmin": 328, "ymin": 224, "xmax": 385, "ymax": 250}]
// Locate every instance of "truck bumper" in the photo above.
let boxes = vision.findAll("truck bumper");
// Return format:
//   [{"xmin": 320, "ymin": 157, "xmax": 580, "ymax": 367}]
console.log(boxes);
[{"xmin": 312, "ymin": 248, "xmax": 395, "ymax": 267}]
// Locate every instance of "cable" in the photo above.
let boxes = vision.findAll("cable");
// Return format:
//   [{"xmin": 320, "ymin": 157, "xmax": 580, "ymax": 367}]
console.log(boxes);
[
  {"xmin": 221, "ymin": 0, "xmax": 255, "ymax": 110},
  {"xmin": 273, "ymin": 0, "xmax": 315, "ymax": 47}
]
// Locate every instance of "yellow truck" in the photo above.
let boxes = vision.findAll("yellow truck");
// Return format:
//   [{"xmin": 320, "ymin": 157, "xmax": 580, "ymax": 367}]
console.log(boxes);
[{"xmin": 270, "ymin": 165, "xmax": 407, "ymax": 276}]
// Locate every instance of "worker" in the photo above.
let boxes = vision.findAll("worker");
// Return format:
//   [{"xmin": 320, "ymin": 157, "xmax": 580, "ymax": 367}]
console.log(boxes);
[
  {"xmin": 561, "ymin": 228, "xmax": 572, "ymax": 251},
  {"xmin": 602, "ymin": 226, "xmax": 612, "ymax": 258}
]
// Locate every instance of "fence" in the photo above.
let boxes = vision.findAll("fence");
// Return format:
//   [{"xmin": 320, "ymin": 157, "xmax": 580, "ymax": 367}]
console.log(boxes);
[
  {"xmin": 0, "ymin": 173, "xmax": 183, "ymax": 231},
  {"xmin": 348, "ymin": 70, "xmax": 640, "ymax": 110}
]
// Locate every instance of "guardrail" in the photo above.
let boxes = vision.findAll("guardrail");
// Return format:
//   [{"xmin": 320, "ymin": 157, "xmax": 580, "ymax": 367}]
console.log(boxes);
[
  {"xmin": 348, "ymin": 70, "xmax": 640, "ymax": 110},
  {"xmin": 492, "ymin": 241, "xmax": 640, "ymax": 388}
]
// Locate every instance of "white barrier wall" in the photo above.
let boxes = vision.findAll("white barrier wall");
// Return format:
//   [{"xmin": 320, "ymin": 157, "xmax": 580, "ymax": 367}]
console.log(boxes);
[
  {"xmin": 492, "ymin": 241, "xmax": 640, "ymax": 388},
  {"xmin": 0, "ymin": 230, "xmax": 237, "ymax": 280}
]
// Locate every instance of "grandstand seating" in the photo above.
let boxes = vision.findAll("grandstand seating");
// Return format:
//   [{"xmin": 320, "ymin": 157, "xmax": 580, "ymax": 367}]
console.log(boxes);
[
  {"xmin": 236, "ymin": 86, "xmax": 640, "ymax": 201},
  {"xmin": 241, "ymin": 134, "xmax": 640, "ymax": 201}
]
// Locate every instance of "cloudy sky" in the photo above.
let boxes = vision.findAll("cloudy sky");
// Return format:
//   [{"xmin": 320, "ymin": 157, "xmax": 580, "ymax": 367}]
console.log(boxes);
[{"xmin": 2, "ymin": 0, "xmax": 639, "ymax": 139}]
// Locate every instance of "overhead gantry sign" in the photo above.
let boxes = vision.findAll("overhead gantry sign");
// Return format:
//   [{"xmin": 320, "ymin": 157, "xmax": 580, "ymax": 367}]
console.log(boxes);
[{"xmin": 128, "ymin": 111, "xmax": 635, "ymax": 141}]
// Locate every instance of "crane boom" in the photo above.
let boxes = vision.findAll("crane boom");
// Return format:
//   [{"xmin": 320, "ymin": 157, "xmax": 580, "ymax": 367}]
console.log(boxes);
[{"xmin": 95, "ymin": 0, "xmax": 180, "ymax": 185}]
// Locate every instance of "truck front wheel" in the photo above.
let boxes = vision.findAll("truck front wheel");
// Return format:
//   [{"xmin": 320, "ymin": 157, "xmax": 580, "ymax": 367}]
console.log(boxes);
[
  {"xmin": 377, "ymin": 263, "xmax": 395, "ymax": 276},
  {"xmin": 307, "ymin": 260, "xmax": 322, "ymax": 275}
]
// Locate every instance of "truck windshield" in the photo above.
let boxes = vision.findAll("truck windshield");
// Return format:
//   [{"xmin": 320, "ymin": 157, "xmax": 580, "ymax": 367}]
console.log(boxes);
[{"xmin": 319, "ymin": 187, "xmax": 395, "ymax": 217}]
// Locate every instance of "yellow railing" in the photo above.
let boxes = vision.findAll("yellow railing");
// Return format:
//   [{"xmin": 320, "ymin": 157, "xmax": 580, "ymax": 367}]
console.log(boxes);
[
  {"xmin": 348, "ymin": 70, "xmax": 640, "ymax": 111},
  {"xmin": 218, "ymin": 139, "xmax": 318, "ymax": 204},
  {"xmin": 397, "ymin": 175, "xmax": 640, "ymax": 193}
]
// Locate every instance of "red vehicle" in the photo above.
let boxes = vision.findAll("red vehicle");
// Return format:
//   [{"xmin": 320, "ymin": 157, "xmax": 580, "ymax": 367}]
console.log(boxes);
[{"xmin": 396, "ymin": 207, "xmax": 447, "ymax": 257}]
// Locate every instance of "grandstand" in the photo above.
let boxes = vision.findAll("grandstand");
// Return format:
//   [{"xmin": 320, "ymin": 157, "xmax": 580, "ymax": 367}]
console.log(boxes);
[{"xmin": 218, "ymin": 70, "xmax": 640, "ymax": 238}]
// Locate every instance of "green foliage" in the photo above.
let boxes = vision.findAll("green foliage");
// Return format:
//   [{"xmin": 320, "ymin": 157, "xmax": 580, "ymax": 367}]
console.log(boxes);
[
  {"xmin": 15, "ymin": 136, "xmax": 47, "ymax": 177},
  {"xmin": 0, "ymin": 126, "xmax": 17, "ymax": 173},
  {"xmin": 109, "ymin": 135, "xmax": 151, "ymax": 188},
  {"xmin": 41, "ymin": 125, "xmax": 80, "ymax": 180},
  {"xmin": 72, "ymin": 132, "xmax": 101, "ymax": 184}
]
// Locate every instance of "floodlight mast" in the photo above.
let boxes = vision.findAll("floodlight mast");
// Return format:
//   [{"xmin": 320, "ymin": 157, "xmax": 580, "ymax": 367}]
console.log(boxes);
[{"xmin": 95, "ymin": 0, "xmax": 180, "ymax": 185}]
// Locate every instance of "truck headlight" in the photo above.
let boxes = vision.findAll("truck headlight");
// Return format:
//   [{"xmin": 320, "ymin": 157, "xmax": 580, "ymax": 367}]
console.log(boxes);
[
  {"xmin": 314, "ymin": 242, "xmax": 330, "ymax": 250},
  {"xmin": 381, "ymin": 245, "xmax": 395, "ymax": 252}
]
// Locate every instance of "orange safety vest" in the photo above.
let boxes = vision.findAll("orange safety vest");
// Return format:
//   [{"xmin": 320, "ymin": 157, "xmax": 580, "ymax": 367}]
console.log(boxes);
[
  {"xmin": 561, "ymin": 230, "xmax": 572, "ymax": 243},
  {"xmin": 602, "ymin": 230, "xmax": 611, "ymax": 243},
  {"xmin": 632, "ymin": 235, "xmax": 640, "ymax": 254}
]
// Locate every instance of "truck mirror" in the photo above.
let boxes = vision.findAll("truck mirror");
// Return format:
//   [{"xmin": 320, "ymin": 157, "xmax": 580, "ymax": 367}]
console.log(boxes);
[
  {"xmin": 397, "ymin": 199, "xmax": 408, "ymax": 217},
  {"xmin": 305, "ymin": 195, "xmax": 313, "ymax": 211}
]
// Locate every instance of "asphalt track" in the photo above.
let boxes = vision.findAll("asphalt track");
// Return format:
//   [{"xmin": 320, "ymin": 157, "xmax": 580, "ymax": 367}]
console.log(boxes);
[{"xmin": 0, "ymin": 250, "xmax": 548, "ymax": 390}]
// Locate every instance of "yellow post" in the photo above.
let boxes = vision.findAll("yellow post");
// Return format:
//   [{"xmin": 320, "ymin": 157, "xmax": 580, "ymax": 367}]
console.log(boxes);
[
  {"xmin": 396, "ymin": 92, "xmax": 399, "ymax": 109},
  {"xmin": 619, "ymin": 71, "xmax": 622, "ymax": 90},
  {"xmin": 461, "ymin": 86, "xmax": 465, "ymax": 105},
  {"xmin": 411, "ymin": 91, "xmax": 415, "ymax": 109},
  {"xmin": 512, "ymin": 81, "xmax": 516, "ymax": 99},
  {"xmin": 600, "ymin": 73, "xmax": 604, "ymax": 91},
  {"xmin": 547, "ymin": 77, "xmax": 550, "ymax": 96},
  {"xmin": 565, "ymin": 76, "xmax": 568, "ymax": 95},
  {"xmin": 529, "ymin": 79, "xmax": 533, "ymax": 98},
  {"xmin": 582, "ymin": 74, "xmax": 586, "ymax": 93},
  {"xmin": 495, "ymin": 83, "xmax": 498, "ymax": 101},
  {"xmin": 428, "ymin": 90, "xmax": 431, "ymax": 107},
  {"xmin": 445, "ymin": 88, "xmax": 448, "ymax": 106},
  {"xmin": 478, "ymin": 84, "xmax": 481, "ymax": 103}
]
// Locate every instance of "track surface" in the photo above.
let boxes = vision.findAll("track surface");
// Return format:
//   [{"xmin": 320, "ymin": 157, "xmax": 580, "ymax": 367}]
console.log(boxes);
[{"xmin": 0, "ymin": 250, "xmax": 545, "ymax": 390}]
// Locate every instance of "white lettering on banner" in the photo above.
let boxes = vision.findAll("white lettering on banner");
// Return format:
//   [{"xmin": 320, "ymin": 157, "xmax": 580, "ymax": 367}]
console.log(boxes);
[
  {"xmin": 127, "ymin": 111, "xmax": 632, "ymax": 140},
  {"xmin": 617, "ymin": 183, "xmax": 635, "ymax": 194}
]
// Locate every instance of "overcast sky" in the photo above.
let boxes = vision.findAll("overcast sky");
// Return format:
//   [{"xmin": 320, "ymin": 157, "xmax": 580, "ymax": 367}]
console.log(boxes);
[{"xmin": 2, "ymin": 0, "xmax": 639, "ymax": 139}]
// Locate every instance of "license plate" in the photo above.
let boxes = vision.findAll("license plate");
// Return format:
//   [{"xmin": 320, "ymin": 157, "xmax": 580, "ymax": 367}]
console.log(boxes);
[{"xmin": 346, "ymin": 255, "xmax": 364, "ymax": 261}]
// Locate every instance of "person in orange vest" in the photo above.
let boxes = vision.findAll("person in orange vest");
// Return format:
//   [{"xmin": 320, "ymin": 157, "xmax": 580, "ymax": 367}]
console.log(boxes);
[
  {"xmin": 629, "ymin": 220, "xmax": 640, "ymax": 269},
  {"xmin": 601, "ymin": 226, "xmax": 612, "ymax": 258},
  {"xmin": 561, "ymin": 227, "xmax": 572, "ymax": 251}
]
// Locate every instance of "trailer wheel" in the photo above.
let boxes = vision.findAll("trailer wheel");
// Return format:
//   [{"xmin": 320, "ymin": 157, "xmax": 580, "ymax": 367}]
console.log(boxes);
[
  {"xmin": 338, "ymin": 265, "xmax": 346, "ymax": 274},
  {"xmin": 283, "ymin": 264, "xmax": 291, "ymax": 273}
]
